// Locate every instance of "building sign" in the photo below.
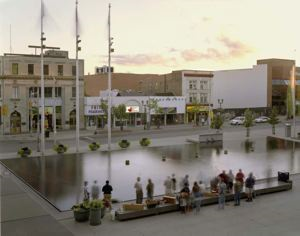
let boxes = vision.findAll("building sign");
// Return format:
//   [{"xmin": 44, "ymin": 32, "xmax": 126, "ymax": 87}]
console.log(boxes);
[
  {"xmin": 85, "ymin": 105, "xmax": 105, "ymax": 116},
  {"xmin": 186, "ymin": 105, "xmax": 209, "ymax": 112},
  {"xmin": 162, "ymin": 107, "xmax": 177, "ymax": 113},
  {"xmin": 126, "ymin": 106, "xmax": 139, "ymax": 113}
]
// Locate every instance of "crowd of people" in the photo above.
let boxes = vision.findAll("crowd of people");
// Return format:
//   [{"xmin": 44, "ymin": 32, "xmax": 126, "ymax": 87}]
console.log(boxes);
[
  {"xmin": 134, "ymin": 169, "xmax": 256, "ymax": 213},
  {"xmin": 83, "ymin": 180, "xmax": 113, "ymax": 209},
  {"xmin": 83, "ymin": 169, "xmax": 256, "ymax": 213}
]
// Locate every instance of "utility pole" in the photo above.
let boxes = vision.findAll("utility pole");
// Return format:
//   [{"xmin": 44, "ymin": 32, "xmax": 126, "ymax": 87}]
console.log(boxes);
[
  {"xmin": 40, "ymin": 0, "xmax": 46, "ymax": 156},
  {"xmin": 75, "ymin": 0, "xmax": 81, "ymax": 153},
  {"xmin": 108, "ymin": 3, "xmax": 114, "ymax": 151}
]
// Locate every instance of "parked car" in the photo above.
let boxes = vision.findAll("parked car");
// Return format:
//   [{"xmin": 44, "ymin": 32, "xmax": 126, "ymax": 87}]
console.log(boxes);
[
  {"xmin": 230, "ymin": 116, "xmax": 245, "ymax": 125},
  {"xmin": 254, "ymin": 116, "xmax": 270, "ymax": 123}
]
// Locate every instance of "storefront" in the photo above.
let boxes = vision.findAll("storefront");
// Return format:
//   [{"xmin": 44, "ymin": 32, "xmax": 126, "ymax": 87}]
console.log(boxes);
[{"xmin": 186, "ymin": 104, "xmax": 209, "ymax": 124}]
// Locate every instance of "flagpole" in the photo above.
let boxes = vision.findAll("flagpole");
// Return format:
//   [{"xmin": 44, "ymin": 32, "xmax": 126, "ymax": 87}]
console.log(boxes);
[
  {"xmin": 108, "ymin": 3, "xmax": 112, "ymax": 151},
  {"xmin": 40, "ymin": 0, "xmax": 45, "ymax": 156},
  {"xmin": 75, "ymin": 0, "xmax": 80, "ymax": 152}
]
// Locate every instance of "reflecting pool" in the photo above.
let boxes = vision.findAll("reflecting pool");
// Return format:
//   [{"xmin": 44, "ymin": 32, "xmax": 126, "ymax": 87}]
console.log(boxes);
[{"xmin": 1, "ymin": 136, "xmax": 300, "ymax": 211}]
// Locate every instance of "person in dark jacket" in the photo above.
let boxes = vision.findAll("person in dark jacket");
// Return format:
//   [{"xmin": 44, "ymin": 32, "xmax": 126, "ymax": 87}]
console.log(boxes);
[
  {"xmin": 102, "ymin": 180, "xmax": 113, "ymax": 209},
  {"xmin": 245, "ymin": 173, "xmax": 255, "ymax": 202}
]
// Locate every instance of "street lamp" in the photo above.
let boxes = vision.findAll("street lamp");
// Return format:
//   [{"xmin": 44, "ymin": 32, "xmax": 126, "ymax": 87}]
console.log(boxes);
[{"xmin": 141, "ymin": 100, "xmax": 147, "ymax": 130}]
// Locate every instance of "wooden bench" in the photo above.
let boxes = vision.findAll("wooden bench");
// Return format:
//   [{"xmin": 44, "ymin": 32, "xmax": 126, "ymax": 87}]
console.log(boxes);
[{"xmin": 115, "ymin": 180, "xmax": 292, "ymax": 221}]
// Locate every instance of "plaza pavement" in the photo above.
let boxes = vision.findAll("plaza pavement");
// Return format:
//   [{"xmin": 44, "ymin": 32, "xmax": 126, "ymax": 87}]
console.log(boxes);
[{"xmin": 1, "ymin": 123, "xmax": 300, "ymax": 235}]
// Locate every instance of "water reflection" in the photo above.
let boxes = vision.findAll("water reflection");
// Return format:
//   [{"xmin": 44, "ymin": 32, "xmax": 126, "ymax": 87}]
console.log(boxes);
[{"xmin": 1, "ymin": 136, "xmax": 300, "ymax": 211}]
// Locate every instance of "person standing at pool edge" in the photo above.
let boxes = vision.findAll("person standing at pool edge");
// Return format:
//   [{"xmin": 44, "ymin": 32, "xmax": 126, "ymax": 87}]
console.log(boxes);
[{"xmin": 134, "ymin": 177, "xmax": 143, "ymax": 204}]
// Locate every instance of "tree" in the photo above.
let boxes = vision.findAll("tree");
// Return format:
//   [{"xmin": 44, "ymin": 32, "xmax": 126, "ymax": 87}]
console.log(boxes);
[
  {"xmin": 244, "ymin": 109, "xmax": 254, "ymax": 138},
  {"xmin": 99, "ymin": 100, "xmax": 108, "ymax": 128},
  {"xmin": 189, "ymin": 100, "xmax": 202, "ymax": 126},
  {"xmin": 268, "ymin": 107, "xmax": 280, "ymax": 135},
  {"xmin": 112, "ymin": 104, "xmax": 128, "ymax": 131},
  {"xmin": 148, "ymin": 99, "xmax": 163, "ymax": 129},
  {"xmin": 210, "ymin": 113, "xmax": 223, "ymax": 130}
]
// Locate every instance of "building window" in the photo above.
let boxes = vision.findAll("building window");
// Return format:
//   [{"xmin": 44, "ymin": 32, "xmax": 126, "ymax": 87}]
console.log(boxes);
[
  {"xmin": 45, "ymin": 87, "xmax": 52, "ymax": 98},
  {"xmin": 58, "ymin": 65, "xmax": 63, "ymax": 76},
  {"xmin": 12, "ymin": 87, "xmax": 19, "ymax": 98},
  {"xmin": 44, "ymin": 65, "xmax": 49, "ymax": 75},
  {"xmin": 12, "ymin": 63, "xmax": 18, "ymax": 75},
  {"xmin": 72, "ymin": 65, "xmax": 76, "ymax": 76},
  {"xmin": 28, "ymin": 64, "xmax": 34, "ymax": 75},
  {"xmin": 200, "ymin": 81, "xmax": 208, "ymax": 90},
  {"xmin": 200, "ymin": 93, "xmax": 208, "ymax": 104},
  {"xmin": 189, "ymin": 93, "xmax": 197, "ymax": 103},
  {"xmin": 189, "ymin": 80, "xmax": 197, "ymax": 90},
  {"xmin": 72, "ymin": 87, "xmax": 76, "ymax": 97},
  {"xmin": 55, "ymin": 87, "xmax": 62, "ymax": 97},
  {"xmin": 29, "ymin": 87, "xmax": 40, "ymax": 98}
]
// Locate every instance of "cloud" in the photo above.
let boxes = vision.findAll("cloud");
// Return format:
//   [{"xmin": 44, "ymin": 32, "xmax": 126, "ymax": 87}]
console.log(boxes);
[
  {"xmin": 181, "ymin": 36, "xmax": 253, "ymax": 62},
  {"xmin": 112, "ymin": 54, "xmax": 177, "ymax": 66}
]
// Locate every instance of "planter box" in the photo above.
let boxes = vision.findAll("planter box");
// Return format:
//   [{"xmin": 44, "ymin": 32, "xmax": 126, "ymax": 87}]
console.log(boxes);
[{"xmin": 73, "ymin": 209, "xmax": 89, "ymax": 222}]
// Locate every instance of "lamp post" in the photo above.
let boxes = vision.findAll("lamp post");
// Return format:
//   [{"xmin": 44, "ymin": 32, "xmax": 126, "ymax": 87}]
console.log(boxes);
[
  {"xmin": 75, "ymin": 0, "xmax": 81, "ymax": 153},
  {"xmin": 107, "ymin": 3, "xmax": 114, "ymax": 151},
  {"xmin": 52, "ymin": 77, "xmax": 57, "ymax": 145},
  {"xmin": 141, "ymin": 100, "xmax": 147, "ymax": 130}
]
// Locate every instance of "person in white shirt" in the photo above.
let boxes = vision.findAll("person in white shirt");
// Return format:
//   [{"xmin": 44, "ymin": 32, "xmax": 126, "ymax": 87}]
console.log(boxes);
[{"xmin": 134, "ymin": 177, "xmax": 143, "ymax": 204}]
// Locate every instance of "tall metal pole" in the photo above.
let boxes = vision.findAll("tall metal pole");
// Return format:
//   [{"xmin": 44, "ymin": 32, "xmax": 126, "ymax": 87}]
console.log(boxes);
[
  {"xmin": 75, "ymin": 0, "xmax": 80, "ymax": 153},
  {"xmin": 40, "ymin": 0, "xmax": 45, "ymax": 156},
  {"xmin": 52, "ymin": 77, "xmax": 57, "ymax": 145},
  {"xmin": 292, "ymin": 65, "xmax": 296, "ymax": 138},
  {"xmin": 107, "ymin": 3, "xmax": 112, "ymax": 151},
  {"xmin": 1, "ymin": 55, "xmax": 5, "ymax": 135}
]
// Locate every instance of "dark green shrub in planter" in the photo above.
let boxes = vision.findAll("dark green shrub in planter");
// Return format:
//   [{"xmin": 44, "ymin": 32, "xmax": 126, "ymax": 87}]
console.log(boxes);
[
  {"xmin": 89, "ymin": 142, "xmax": 100, "ymax": 151},
  {"xmin": 139, "ymin": 138, "xmax": 151, "ymax": 147},
  {"xmin": 53, "ymin": 144, "xmax": 67, "ymax": 154},
  {"xmin": 18, "ymin": 147, "xmax": 32, "ymax": 157},
  {"xmin": 71, "ymin": 201, "xmax": 90, "ymax": 222},
  {"xmin": 89, "ymin": 199, "xmax": 103, "ymax": 226},
  {"xmin": 118, "ymin": 139, "xmax": 130, "ymax": 149}
]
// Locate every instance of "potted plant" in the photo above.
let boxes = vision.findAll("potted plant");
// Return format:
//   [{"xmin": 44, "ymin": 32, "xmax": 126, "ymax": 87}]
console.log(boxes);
[
  {"xmin": 17, "ymin": 147, "xmax": 32, "ymax": 157},
  {"xmin": 118, "ymin": 139, "xmax": 130, "ymax": 149},
  {"xmin": 89, "ymin": 199, "xmax": 103, "ymax": 226},
  {"xmin": 53, "ymin": 144, "xmax": 67, "ymax": 154},
  {"xmin": 89, "ymin": 142, "xmax": 100, "ymax": 151},
  {"xmin": 139, "ymin": 138, "xmax": 151, "ymax": 147},
  {"xmin": 71, "ymin": 201, "xmax": 90, "ymax": 222}
]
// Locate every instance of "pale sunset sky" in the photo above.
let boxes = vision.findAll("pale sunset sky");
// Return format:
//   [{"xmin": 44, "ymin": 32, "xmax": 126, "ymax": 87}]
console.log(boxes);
[{"xmin": 0, "ymin": 0, "xmax": 300, "ymax": 75}]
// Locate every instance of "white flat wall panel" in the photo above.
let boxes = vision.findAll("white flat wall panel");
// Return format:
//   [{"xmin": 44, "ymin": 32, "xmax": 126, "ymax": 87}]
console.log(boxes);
[{"xmin": 212, "ymin": 65, "xmax": 268, "ymax": 109}]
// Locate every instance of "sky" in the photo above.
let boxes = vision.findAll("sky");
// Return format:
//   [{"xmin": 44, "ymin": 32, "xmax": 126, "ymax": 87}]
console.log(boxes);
[{"xmin": 1, "ymin": 0, "xmax": 300, "ymax": 75}]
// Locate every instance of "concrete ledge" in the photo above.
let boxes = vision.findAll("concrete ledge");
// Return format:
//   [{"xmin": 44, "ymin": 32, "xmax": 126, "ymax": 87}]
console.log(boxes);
[{"xmin": 115, "ymin": 180, "xmax": 292, "ymax": 221}]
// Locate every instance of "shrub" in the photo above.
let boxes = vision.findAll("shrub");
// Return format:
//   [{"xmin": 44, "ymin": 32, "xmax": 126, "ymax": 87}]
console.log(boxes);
[
  {"xmin": 53, "ymin": 144, "xmax": 67, "ymax": 154},
  {"xmin": 89, "ymin": 199, "xmax": 103, "ymax": 209},
  {"xmin": 89, "ymin": 142, "xmax": 100, "ymax": 151},
  {"xmin": 118, "ymin": 139, "xmax": 130, "ymax": 148},
  {"xmin": 17, "ymin": 147, "xmax": 32, "ymax": 157},
  {"xmin": 139, "ymin": 138, "xmax": 151, "ymax": 147}
]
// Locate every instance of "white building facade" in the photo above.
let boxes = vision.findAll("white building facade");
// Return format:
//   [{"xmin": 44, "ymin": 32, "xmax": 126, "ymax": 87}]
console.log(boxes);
[
  {"xmin": 84, "ymin": 95, "xmax": 186, "ymax": 129},
  {"xmin": 0, "ymin": 50, "xmax": 84, "ymax": 135},
  {"xmin": 212, "ymin": 64, "xmax": 268, "ymax": 110}
]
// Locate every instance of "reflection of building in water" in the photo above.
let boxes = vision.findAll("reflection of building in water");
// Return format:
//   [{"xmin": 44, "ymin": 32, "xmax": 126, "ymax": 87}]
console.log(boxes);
[{"xmin": 0, "ymin": 49, "xmax": 84, "ymax": 134}]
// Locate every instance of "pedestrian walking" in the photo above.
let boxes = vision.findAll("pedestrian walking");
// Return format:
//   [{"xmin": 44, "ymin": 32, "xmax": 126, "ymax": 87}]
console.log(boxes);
[
  {"xmin": 146, "ymin": 179, "xmax": 154, "ymax": 200},
  {"xmin": 218, "ymin": 178, "xmax": 227, "ymax": 209},
  {"xmin": 134, "ymin": 177, "xmax": 143, "ymax": 204}
]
